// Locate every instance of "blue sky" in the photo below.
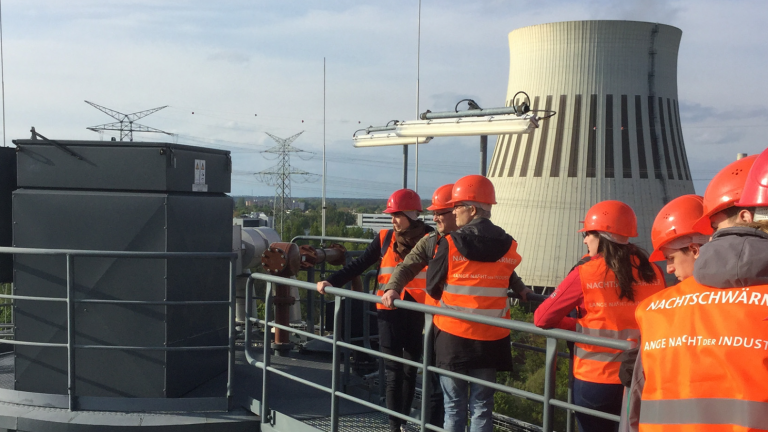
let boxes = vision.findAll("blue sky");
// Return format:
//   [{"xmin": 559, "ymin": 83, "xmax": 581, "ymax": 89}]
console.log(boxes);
[{"xmin": 1, "ymin": 0, "xmax": 766, "ymax": 198}]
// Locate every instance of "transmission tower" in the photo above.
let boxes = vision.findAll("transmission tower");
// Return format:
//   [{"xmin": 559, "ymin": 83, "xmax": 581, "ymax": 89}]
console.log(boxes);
[
  {"xmin": 254, "ymin": 131, "xmax": 319, "ymax": 237},
  {"xmin": 85, "ymin": 100, "xmax": 172, "ymax": 142}
]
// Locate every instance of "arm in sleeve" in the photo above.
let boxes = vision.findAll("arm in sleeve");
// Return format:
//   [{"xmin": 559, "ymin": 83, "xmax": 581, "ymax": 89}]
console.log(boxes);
[
  {"xmin": 426, "ymin": 237, "xmax": 449, "ymax": 300},
  {"xmin": 325, "ymin": 235, "xmax": 382, "ymax": 288},
  {"xmin": 385, "ymin": 235, "xmax": 429, "ymax": 294},
  {"xmin": 508, "ymin": 271, "xmax": 527, "ymax": 294},
  {"xmin": 533, "ymin": 267, "xmax": 584, "ymax": 330}
]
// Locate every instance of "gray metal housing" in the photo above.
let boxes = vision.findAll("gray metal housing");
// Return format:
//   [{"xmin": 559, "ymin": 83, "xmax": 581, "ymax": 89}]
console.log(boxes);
[
  {"xmin": 13, "ymin": 140, "xmax": 231, "ymax": 193},
  {"xmin": 0, "ymin": 148, "xmax": 14, "ymax": 283}
]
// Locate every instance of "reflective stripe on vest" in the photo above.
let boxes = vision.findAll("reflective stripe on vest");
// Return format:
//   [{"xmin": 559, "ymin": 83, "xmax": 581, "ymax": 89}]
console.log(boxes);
[
  {"xmin": 433, "ymin": 235, "xmax": 521, "ymax": 341},
  {"xmin": 636, "ymin": 277, "xmax": 768, "ymax": 431},
  {"xmin": 376, "ymin": 229, "xmax": 429, "ymax": 309},
  {"xmin": 639, "ymin": 398, "xmax": 768, "ymax": 430},
  {"xmin": 574, "ymin": 256, "xmax": 664, "ymax": 384}
]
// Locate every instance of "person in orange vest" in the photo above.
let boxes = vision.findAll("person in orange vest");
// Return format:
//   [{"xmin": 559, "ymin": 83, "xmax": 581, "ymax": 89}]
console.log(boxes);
[
  {"xmin": 425, "ymin": 175, "xmax": 523, "ymax": 432},
  {"xmin": 691, "ymin": 155, "xmax": 758, "ymax": 234},
  {"xmin": 316, "ymin": 189, "xmax": 433, "ymax": 432},
  {"xmin": 635, "ymin": 150, "xmax": 768, "ymax": 431},
  {"xmin": 648, "ymin": 195, "xmax": 712, "ymax": 283},
  {"xmin": 619, "ymin": 195, "xmax": 711, "ymax": 432},
  {"xmin": 534, "ymin": 200, "xmax": 665, "ymax": 432}
]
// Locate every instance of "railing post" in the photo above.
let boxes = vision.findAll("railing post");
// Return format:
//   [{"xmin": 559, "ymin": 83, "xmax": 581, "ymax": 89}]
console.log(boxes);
[
  {"xmin": 244, "ymin": 277, "xmax": 254, "ymax": 351},
  {"xmin": 343, "ymin": 294, "xmax": 352, "ymax": 389},
  {"xmin": 66, "ymin": 253, "xmax": 76, "ymax": 411},
  {"xmin": 226, "ymin": 257, "xmax": 236, "ymax": 406},
  {"xmin": 261, "ymin": 282, "xmax": 275, "ymax": 424},
  {"xmin": 329, "ymin": 295, "xmax": 343, "ymax": 432},
  {"xmin": 418, "ymin": 314, "xmax": 434, "ymax": 431},
  {"xmin": 320, "ymin": 262, "xmax": 327, "ymax": 334},
  {"xmin": 542, "ymin": 337, "xmax": 558, "ymax": 432},
  {"xmin": 567, "ymin": 356, "xmax": 574, "ymax": 432},
  {"xmin": 307, "ymin": 267, "xmax": 315, "ymax": 335}
]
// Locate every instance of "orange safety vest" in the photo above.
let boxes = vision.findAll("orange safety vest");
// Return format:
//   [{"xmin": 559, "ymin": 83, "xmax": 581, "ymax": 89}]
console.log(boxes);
[
  {"xmin": 433, "ymin": 236, "xmax": 521, "ymax": 341},
  {"xmin": 636, "ymin": 277, "xmax": 768, "ymax": 432},
  {"xmin": 376, "ymin": 229, "xmax": 429, "ymax": 310},
  {"xmin": 574, "ymin": 257, "xmax": 664, "ymax": 384}
]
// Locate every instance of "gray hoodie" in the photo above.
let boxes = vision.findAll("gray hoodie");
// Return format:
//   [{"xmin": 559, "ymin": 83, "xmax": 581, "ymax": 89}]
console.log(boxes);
[{"xmin": 693, "ymin": 224, "xmax": 768, "ymax": 288}]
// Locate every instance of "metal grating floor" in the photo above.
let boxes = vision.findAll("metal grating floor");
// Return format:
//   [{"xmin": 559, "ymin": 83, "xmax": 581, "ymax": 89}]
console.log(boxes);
[{"xmin": 304, "ymin": 411, "xmax": 422, "ymax": 432}]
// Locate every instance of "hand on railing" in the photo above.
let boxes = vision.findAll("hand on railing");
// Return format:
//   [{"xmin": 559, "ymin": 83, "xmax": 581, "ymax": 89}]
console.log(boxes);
[
  {"xmin": 380, "ymin": 290, "xmax": 399, "ymax": 309},
  {"xmin": 316, "ymin": 280, "xmax": 332, "ymax": 294}
]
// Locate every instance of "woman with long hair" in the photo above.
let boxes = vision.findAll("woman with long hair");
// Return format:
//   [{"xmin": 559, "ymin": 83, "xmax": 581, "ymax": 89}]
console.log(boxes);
[{"xmin": 534, "ymin": 200, "xmax": 665, "ymax": 432}]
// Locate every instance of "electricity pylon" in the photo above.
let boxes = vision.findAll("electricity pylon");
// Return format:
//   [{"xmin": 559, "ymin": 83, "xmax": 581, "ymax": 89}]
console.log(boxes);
[
  {"xmin": 254, "ymin": 131, "xmax": 319, "ymax": 237},
  {"xmin": 85, "ymin": 100, "xmax": 171, "ymax": 142}
]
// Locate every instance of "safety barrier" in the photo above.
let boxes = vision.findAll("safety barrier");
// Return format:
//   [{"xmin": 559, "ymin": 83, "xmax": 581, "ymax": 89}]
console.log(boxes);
[
  {"xmin": 245, "ymin": 272, "xmax": 633, "ymax": 432},
  {"xmin": 0, "ymin": 246, "xmax": 237, "ymax": 413}
]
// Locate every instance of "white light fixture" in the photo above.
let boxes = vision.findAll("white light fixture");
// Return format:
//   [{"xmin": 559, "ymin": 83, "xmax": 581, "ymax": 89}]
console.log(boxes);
[
  {"xmin": 395, "ymin": 114, "xmax": 539, "ymax": 137},
  {"xmin": 353, "ymin": 132, "xmax": 432, "ymax": 148}
]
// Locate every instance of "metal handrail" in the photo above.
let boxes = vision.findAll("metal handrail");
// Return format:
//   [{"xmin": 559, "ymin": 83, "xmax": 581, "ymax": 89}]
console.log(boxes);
[
  {"xmin": 290, "ymin": 235, "xmax": 374, "ymax": 245},
  {"xmin": 0, "ymin": 246, "xmax": 237, "ymax": 412},
  {"xmin": 245, "ymin": 273, "xmax": 632, "ymax": 432}
]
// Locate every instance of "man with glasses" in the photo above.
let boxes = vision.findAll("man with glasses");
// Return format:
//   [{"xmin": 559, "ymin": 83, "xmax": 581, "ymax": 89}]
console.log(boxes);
[{"xmin": 425, "ymin": 175, "xmax": 527, "ymax": 432}]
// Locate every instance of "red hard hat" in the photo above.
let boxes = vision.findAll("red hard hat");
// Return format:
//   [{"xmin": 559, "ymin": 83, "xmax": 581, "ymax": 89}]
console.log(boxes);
[
  {"xmin": 447, "ymin": 175, "xmax": 496, "ymax": 205},
  {"xmin": 426, "ymin": 184, "xmax": 454, "ymax": 211},
  {"xmin": 736, "ymin": 148, "xmax": 768, "ymax": 207},
  {"xmin": 649, "ymin": 195, "xmax": 713, "ymax": 261},
  {"xmin": 579, "ymin": 200, "xmax": 638, "ymax": 238},
  {"xmin": 383, "ymin": 189, "xmax": 422, "ymax": 214},
  {"xmin": 692, "ymin": 155, "xmax": 757, "ymax": 232}
]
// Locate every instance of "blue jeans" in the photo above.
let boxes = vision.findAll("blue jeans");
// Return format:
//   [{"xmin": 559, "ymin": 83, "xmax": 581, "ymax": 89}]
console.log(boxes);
[
  {"xmin": 439, "ymin": 368, "xmax": 496, "ymax": 432},
  {"xmin": 572, "ymin": 378, "xmax": 623, "ymax": 432}
]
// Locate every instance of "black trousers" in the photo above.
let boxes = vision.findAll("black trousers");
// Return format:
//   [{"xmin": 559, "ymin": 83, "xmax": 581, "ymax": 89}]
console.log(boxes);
[{"xmin": 378, "ymin": 306, "xmax": 424, "ymax": 429}]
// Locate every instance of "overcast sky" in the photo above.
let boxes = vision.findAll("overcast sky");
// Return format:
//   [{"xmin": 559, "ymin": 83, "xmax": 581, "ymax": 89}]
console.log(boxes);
[{"xmin": 1, "ymin": 0, "xmax": 766, "ymax": 198}]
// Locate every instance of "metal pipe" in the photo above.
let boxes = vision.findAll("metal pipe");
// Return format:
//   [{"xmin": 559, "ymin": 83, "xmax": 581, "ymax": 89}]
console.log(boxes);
[
  {"xmin": 227, "ymin": 258, "xmax": 236, "ymax": 405},
  {"xmin": 480, "ymin": 135, "xmax": 487, "ymax": 176},
  {"xmin": 402, "ymin": 144, "xmax": 408, "ymax": 189},
  {"xmin": 250, "ymin": 273, "xmax": 633, "ymax": 350},
  {"xmin": 330, "ymin": 296, "xmax": 343, "ymax": 432},
  {"xmin": 272, "ymin": 283, "xmax": 293, "ymax": 355},
  {"xmin": 261, "ymin": 282, "xmax": 274, "ymax": 424},
  {"xmin": 0, "ymin": 246, "xmax": 235, "ymax": 259},
  {"xmin": 542, "ymin": 337, "xmax": 558, "ymax": 432},
  {"xmin": 420, "ymin": 106, "xmax": 524, "ymax": 120},
  {"xmin": 419, "ymin": 315, "xmax": 434, "ymax": 430},
  {"xmin": 66, "ymin": 254, "xmax": 76, "ymax": 411},
  {"xmin": 343, "ymin": 295, "xmax": 352, "ymax": 388},
  {"xmin": 290, "ymin": 235, "xmax": 373, "ymax": 245},
  {"xmin": 307, "ymin": 267, "xmax": 315, "ymax": 335}
]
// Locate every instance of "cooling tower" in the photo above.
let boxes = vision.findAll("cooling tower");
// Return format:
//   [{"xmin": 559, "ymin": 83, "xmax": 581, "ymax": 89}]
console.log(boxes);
[{"xmin": 489, "ymin": 21, "xmax": 694, "ymax": 289}]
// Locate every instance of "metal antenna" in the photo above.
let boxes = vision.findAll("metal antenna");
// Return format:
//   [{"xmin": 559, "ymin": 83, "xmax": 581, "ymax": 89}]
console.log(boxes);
[
  {"xmin": 85, "ymin": 100, "xmax": 171, "ymax": 142},
  {"xmin": 253, "ymin": 131, "xmax": 319, "ymax": 238}
]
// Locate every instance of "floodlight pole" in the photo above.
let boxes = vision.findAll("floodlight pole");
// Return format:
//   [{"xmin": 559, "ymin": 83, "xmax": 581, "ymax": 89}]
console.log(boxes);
[{"xmin": 480, "ymin": 135, "xmax": 488, "ymax": 176}]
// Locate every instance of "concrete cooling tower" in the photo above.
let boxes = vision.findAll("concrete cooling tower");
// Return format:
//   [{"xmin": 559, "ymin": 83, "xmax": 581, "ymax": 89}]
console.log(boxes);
[{"xmin": 488, "ymin": 21, "xmax": 695, "ymax": 290}]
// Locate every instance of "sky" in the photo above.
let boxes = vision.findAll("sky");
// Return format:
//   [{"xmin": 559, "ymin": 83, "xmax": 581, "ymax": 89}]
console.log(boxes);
[{"xmin": 1, "ymin": 0, "xmax": 766, "ymax": 199}]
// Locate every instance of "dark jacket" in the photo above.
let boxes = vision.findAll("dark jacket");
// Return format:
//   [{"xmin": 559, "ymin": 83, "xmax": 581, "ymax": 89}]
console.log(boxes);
[
  {"xmin": 693, "ymin": 226, "xmax": 768, "ymax": 288},
  {"xmin": 426, "ymin": 217, "xmax": 518, "ymax": 372}
]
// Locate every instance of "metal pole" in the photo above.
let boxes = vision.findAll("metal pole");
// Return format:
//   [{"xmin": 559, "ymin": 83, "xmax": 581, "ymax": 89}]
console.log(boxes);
[
  {"xmin": 261, "ymin": 282, "xmax": 274, "ymax": 424},
  {"xmin": 322, "ymin": 57, "xmax": 327, "ymax": 238},
  {"xmin": 226, "ymin": 258, "xmax": 236, "ymax": 405},
  {"xmin": 414, "ymin": 0, "xmax": 421, "ymax": 193},
  {"xmin": 402, "ymin": 145, "xmax": 408, "ymax": 189},
  {"xmin": 307, "ymin": 267, "xmax": 315, "ymax": 335},
  {"xmin": 66, "ymin": 254, "xmax": 75, "ymax": 411},
  {"xmin": 542, "ymin": 337, "xmax": 558, "ymax": 432},
  {"xmin": 418, "ymin": 314, "xmax": 434, "ymax": 430},
  {"xmin": 480, "ymin": 135, "xmax": 488, "ymax": 176},
  {"xmin": 343, "ymin": 296, "xmax": 352, "ymax": 389},
  {"xmin": 330, "ymin": 296, "xmax": 343, "ymax": 432}
]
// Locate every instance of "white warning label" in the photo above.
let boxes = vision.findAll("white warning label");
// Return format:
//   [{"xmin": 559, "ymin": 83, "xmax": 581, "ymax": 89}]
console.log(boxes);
[{"xmin": 193, "ymin": 159, "xmax": 208, "ymax": 192}]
